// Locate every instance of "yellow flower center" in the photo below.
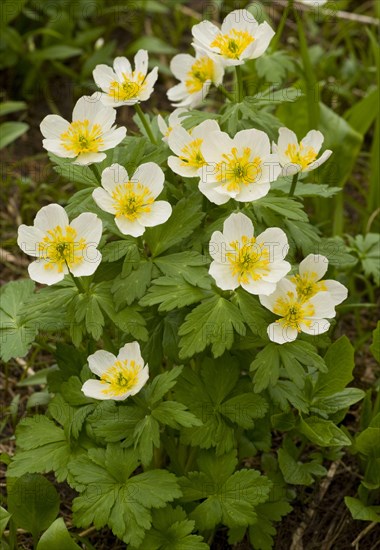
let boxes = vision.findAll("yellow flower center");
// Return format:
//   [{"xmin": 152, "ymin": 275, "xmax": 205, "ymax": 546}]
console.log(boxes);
[
  {"xmin": 273, "ymin": 291, "xmax": 315, "ymax": 331},
  {"xmin": 100, "ymin": 359, "xmax": 141, "ymax": 397},
  {"xmin": 112, "ymin": 182, "xmax": 154, "ymax": 221},
  {"xmin": 61, "ymin": 120, "xmax": 104, "ymax": 155},
  {"xmin": 291, "ymin": 272, "xmax": 327, "ymax": 302},
  {"xmin": 210, "ymin": 29, "xmax": 254, "ymax": 59},
  {"xmin": 38, "ymin": 225, "xmax": 86, "ymax": 273},
  {"xmin": 109, "ymin": 72, "xmax": 146, "ymax": 102},
  {"xmin": 285, "ymin": 143, "xmax": 317, "ymax": 170},
  {"xmin": 180, "ymin": 138, "xmax": 206, "ymax": 168},
  {"xmin": 216, "ymin": 147, "xmax": 261, "ymax": 192},
  {"xmin": 226, "ymin": 235, "xmax": 270, "ymax": 284},
  {"xmin": 185, "ymin": 56, "xmax": 215, "ymax": 93}
]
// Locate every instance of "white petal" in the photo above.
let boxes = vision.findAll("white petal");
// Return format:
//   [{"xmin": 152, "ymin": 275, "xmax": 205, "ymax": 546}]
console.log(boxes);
[
  {"xmin": 168, "ymin": 156, "xmax": 198, "ymax": 178},
  {"xmin": 301, "ymin": 130, "xmax": 324, "ymax": 154},
  {"xmin": 299, "ymin": 254, "xmax": 328, "ymax": 280},
  {"xmin": 323, "ymin": 280, "xmax": 348, "ymax": 306},
  {"xmin": 267, "ymin": 322, "xmax": 298, "ymax": 344},
  {"xmin": 118, "ymin": 341, "xmax": 143, "ymax": 364},
  {"xmin": 256, "ymin": 228, "xmax": 289, "ymax": 262},
  {"xmin": 138, "ymin": 67, "xmax": 158, "ymax": 101},
  {"xmin": 198, "ymin": 179, "xmax": 231, "ymax": 205},
  {"xmin": 277, "ymin": 127, "xmax": 298, "ymax": 165},
  {"xmin": 102, "ymin": 163, "xmax": 129, "ymax": 192},
  {"xmin": 235, "ymin": 181, "xmax": 270, "ymax": 202},
  {"xmin": 191, "ymin": 119, "xmax": 221, "ymax": 140},
  {"xmin": 115, "ymin": 216, "xmax": 145, "ymax": 237},
  {"xmin": 113, "ymin": 56, "xmax": 132, "ymax": 80},
  {"xmin": 209, "ymin": 261, "xmax": 239, "ymax": 290},
  {"xmin": 70, "ymin": 212, "xmax": 102, "ymax": 245},
  {"xmin": 241, "ymin": 279, "xmax": 276, "ymax": 296},
  {"xmin": 249, "ymin": 21, "xmax": 275, "ymax": 59},
  {"xmin": 92, "ymin": 188, "xmax": 116, "ymax": 214},
  {"xmin": 157, "ymin": 114, "xmax": 168, "ymax": 136},
  {"xmin": 191, "ymin": 20, "xmax": 219, "ymax": 49},
  {"xmin": 222, "ymin": 9, "xmax": 258, "ymax": 33},
  {"xmin": 28, "ymin": 259, "xmax": 66, "ymax": 285},
  {"xmin": 223, "ymin": 212, "xmax": 254, "ymax": 242},
  {"xmin": 17, "ymin": 225, "xmax": 45, "ymax": 257},
  {"xmin": 72, "ymin": 94, "xmax": 103, "ymax": 123},
  {"xmin": 99, "ymin": 126, "xmax": 127, "ymax": 151},
  {"xmin": 81, "ymin": 379, "xmax": 112, "ymax": 400},
  {"xmin": 308, "ymin": 291, "xmax": 336, "ymax": 319},
  {"xmin": 259, "ymin": 278, "xmax": 296, "ymax": 313},
  {"xmin": 262, "ymin": 261, "xmax": 292, "ymax": 284},
  {"xmin": 42, "ymin": 138, "xmax": 76, "ymax": 158},
  {"xmin": 93, "ymin": 64, "xmax": 115, "ymax": 92},
  {"xmin": 300, "ymin": 319, "xmax": 330, "ymax": 336},
  {"xmin": 132, "ymin": 162, "xmax": 165, "ymax": 197},
  {"xmin": 170, "ymin": 53, "xmax": 195, "ymax": 81},
  {"xmin": 40, "ymin": 115, "xmax": 69, "ymax": 139},
  {"xmin": 304, "ymin": 149, "xmax": 332, "ymax": 172},
  {"xmin": 200, "ymin": 130, "xmax": 233, "ymax": 164},
  {"xmin": 134, "ymin": 49, "xmax": 148, "ymax": 76},
  {"xmin": 73, "ymin": 152, "xmax": 106, "ymax": 165},
  {"xmin": 234, "ymin": 128, "xmax": 270, "ymax": 158},
  {"xmin": 69, "ymin": 252, "xmax": 101, "ymax": 277},
  {"xmin": 34, "ymin": 204, "xmax": 69, "ymax": 231},
  {"xmin": 209, "ymin": 230, "xmax": 227, "ymax": 262},
  {"xmin": 88, "ymin": 350, "xmax": 116, "ymax": 376},
  {"xmin": 93, "ymin": 104, "xmax": 116, "ymax": 132},
  {"xmin": 168, "ymin": 125, "xmax": 192, "ymax": 156},
  {"xmin": 138, "ymin": 201, "xmax": 172, "ymax": 227},
  {"xmin": 130, "ymin": 365, "xmax": 149, "ymax": 395}
]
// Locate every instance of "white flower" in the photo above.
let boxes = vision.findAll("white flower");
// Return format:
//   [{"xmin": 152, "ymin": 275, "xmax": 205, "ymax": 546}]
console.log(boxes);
[
  {"xmin": 167, "ymin": 47, "xmax": 224, "ymax": 108},
  {"xmin": 157, "ymin": 108, "xmax": 189, "ymax": 143},
  {"xmin": 167, "ymin": 119, "xmax": 220, "ymax": 178},
  {"xmin": 291, "ymin": 254, "xmax": 348, "ymax": 306},
  {"xmin": 273, "ymin": 127, "xmax": 332, "ymax": 176},
  {"xmin": 40, "ymin": 94, "xmax": 126, "ymax": 165},
  {"xmin": 92, "ymin": 162, "xmax": 172, "ymax": 237},
  {"xmin": 259, "ymin": 278, "xmax": 336, "ymax": 344},
  {"xmin": 198, "ymin": 127, "xmax": 281, "ymax": 205},
  {"xmin": 298, "ymin": 0, "xmax": 327, "ymax": 6},
  {"xmin": 93, "ymin": 50, "xmax": 158, "ymax": 107},
  {"xmin": 192, "ymin": 9, "xmax": 275, "ymax": 67},
  {"xmin": 81, "ymin": 342, "xmax": 149, "ymax": 401},
  {"xmin": 209, "ymin": 212, "xmax": 291, "ymax": 295},
  {"xmin": 17, "ymin": 204, "xmax": 102, "ymax": 286}
]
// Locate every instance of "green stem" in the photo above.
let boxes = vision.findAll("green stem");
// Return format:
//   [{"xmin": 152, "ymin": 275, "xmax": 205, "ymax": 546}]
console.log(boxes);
[
  {"xmin": 218, "ymin": 84, "xmax": 234, "ymax": 101},
  {"xmin": 288, "ymin": 173, "xmax": 299, "ymax": 197},
  {"xmin": 68, "ymin": 269, "xmax": 85, "ymax": 294},
  {"xmin": 134, "ymin": 103, "xmax": 157, "ymax": 144},
  {"xmin": 235, "ymin": 65, "xmax": 244, "ymax": 103},
  {"xmin": 271, "ymin": 0, "xmax": 293, "ymax": 51}
]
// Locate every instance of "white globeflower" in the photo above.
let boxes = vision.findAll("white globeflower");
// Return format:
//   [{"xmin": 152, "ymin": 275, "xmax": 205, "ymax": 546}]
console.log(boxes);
[
  {"xmin": 168, "ymin": 119, "xmax": 220, "ymax": 178},
  {"xmin": 82, "ymin": 342, "xmax": 149, "ymax": 401},
  {"xmin": 209, "ymin": 212, "xmax": 291, "ymax": 295},
  {"xmin": 92, "ymin": 162, "xmax": 172, "ymax": 237},
  {"xmin": 198, "ymin": 128, "xmax": 281, "ymax": 205},
  {"xmin": 192, "ymin": 9, "xmax": 275, "ymax": 67},
  {"xmin": 40, "ymin": 94, "xmax": 126, "ymax": 165},
  {"xmin": 17, "ymin": 204, "xmax": 102, "ymax": 286},
  {"xmin": 273, "ymin": 127, "xmax": 332, "ymax": 177},
  {"xmin": 93, "ymin": 50, "xmax": 158, "ymax": 107},
  {"xmin": 259, "ymin": 278, "xmax": 336, "ymax": 344},
  {"xmin": 157, "ymin": 107, "xmax": 189, "ymax": 143},
  {"xmin": 291, "ymin": 254, "xmax": 348, "ymax": 306},
  {"xmin": 167, "ymin": 47, "xmax": 224, "ymax": 108}
]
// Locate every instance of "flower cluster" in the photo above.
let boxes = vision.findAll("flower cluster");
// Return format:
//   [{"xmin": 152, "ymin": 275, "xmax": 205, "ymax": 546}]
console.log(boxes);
[{"xmin": 17, "ymin": 8, "xmax": 347, "ymax": 404}]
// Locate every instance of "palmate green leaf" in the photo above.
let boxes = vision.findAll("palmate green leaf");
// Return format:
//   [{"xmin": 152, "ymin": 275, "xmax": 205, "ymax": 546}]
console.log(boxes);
[
  {"xmin": 253, "ymin": 196, "xmax": 308, "ymax": 222},
  {"xmin": 345, "ymin": 497, "xmax": 380, "ymax": 523},
  {"xmin": 348, "ymin": 233, "xmax": 380, "ymax": 286},
  {"xmin": 154, "ymin": 252, "xmax": 212, "ymax": 289},
  {"xmin": 138, "ymin": 505, "xmax": 209, "ymax": 550},
  {"xmin": 145, "ymin": 196, "xmax": 204, "ymax": 257},
  {"xmin": 308, "ymin": 236, "xmax": 356, "ymax": 268},
  {"xmin": 278, "ymin": 449, "xmax": 326, "ymax": 486},
  {"xmin": 112, "ymin": 260, "xmax": 153, "ymax": 307},
  {"xmin": 269, "ymin": 381, "xmax": 309, "ymax": 414},
  {"xmin": 69, "ymin": 445, "xmax": 181, "ymax": 547},
  {"xmin": 152, "ymin": 401, "xmax": 202, "ymax": 429},
  {"xmin": 49, "ymin": 153, "xmax": 97, "ymax": 186},
  {"xmin": 180, "ymin": 451, "xmax": 271, "ymax": 530},
  {"xmin": 178, "ymin": 296, "xmax": 246, "ymax": 359},
  {"xmin": 250, "ymin": 344, "xmax": 280, "ymax": 392},
  {"xmin": 299, "ymin": 416, "xmax": 351, "ymax": 447},
  {"xmin": 272, "ymin": 179, "xmax": 342, "ymax": 198},
  {"xmin": 0, "ymin": 279, "xmax": 38, "ymax": 361},
  {"xmin": 248, "ymin": 500, "xmax": 293, "ymax": 550},
  {"xmin": 232, "ymin": 289, "xmax": 271, "ymax": 342},
  {"xmin": 139, "ymin": 276, "xmax": 210, "ymax": 312},
  {"xmin": 255, "ymin": 50, "xmax": 296, "ymax": 83},
  {"xmin": 36, "ymin": 518, "xmax": 82, "ymax": 550}
]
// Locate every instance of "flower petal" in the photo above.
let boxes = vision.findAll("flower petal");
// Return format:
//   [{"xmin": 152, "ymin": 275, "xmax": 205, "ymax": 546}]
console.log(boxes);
[
  {"xmin": 40, "ymin": 115, "xmax": 70, "ymax": 139},
  {"xmin": 92, "ymin": 188, "xmax": 116, "ymax": 214},
  {"xmin": 299, "ymin": 254, "xmax": 328, "ymax": 280},
  {"xmin": 102, "ymin": 164, "xmax": 129, "ymax": 192},
  {"xmin": 324, "ymin": 280, "xmax": 348, "ymax": 306},
  {"xmin": 223, "ymin": 212, "xmax": 254, "ymax": 242},
  {"xmin": 118, "ymin": 341, "xmax": 143, "ymax": 364},
  {"xmin": 134, "ymin": 49, "xmax": 148, "ymax": 76},
  {"xmin": 17, "ymin": 225, "xmax": 45, "ymax": 257},
  {"xmin": 88, "ymin": 350, "xmax": 116, "ymax": 376},
  {"xmin": 28, "ymin": 259, "xmax": 66, "ymax": 285},
  {"xmin": 209, "ymin": 261, "xmax": 239, "ymax": 290},
  {"xmin": 93, "ymin": 64, "xmax": 115, "ymax": 93},
  {"xmin": 34, "ymin": 204, "xmax": 69, "ymax": 232},
  {"xmin": 81, "ymin": 379, "xmax": 111, "ymax": 400},
  {"xmin": 132, "ymin": 162, "xmax": 165, "ymax": 197},
  {"xmin": 115, "ymin": 216, "xmax": 145, "ymax": 237},
  {"xmin": 267, "ymin": 322, "xmax": 298, "ymax": 344},
  {"xmin": 138, "ymin": 201, "xmax": 172, "ymax": 227}
]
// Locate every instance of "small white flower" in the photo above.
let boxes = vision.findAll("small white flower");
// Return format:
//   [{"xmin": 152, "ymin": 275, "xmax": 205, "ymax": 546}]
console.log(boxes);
[
  {"xmin": 198, "ymin": 127, "xmax": 281, "ymax": 205},
  {"xmin": 157, "ymin": 107, "xmax": 189, "ymax": 143},
  {"xmin": 291, "ymin": 254, "xmax": 348, "ymax": 306},
  {"xmin": 92, "ymin": 162, "xmax": 172, "ymax": 237},
  {"xmin": 209, "ymin": 212, "xmax": 291, "ymax": 295},
  {"xmin": 192, "ymin": 9, "xmax": 275, "ymax": 67},
  {"xmin": 167, "ymin": 119, "xmax": 220, "ymax": 178},
  {"xmin": 167, "ymin": 47, "xmax": 224, "ymax": 108},
  {"xmin": 17, "ymin": 204, "xmax": 102, "ymax": 286},
  {"xmin": 273, "ymin": 127, "xmax": 332, "ymax": 176},
  {"xmin": 82, "ymin": 342, "xmax": 149, "ymax": 401},
  {"xmin": 298, "ymin": 0, "xmax": 327, "ymax": 6},
  {"xmin": 259, "ymin": 278, "xmax": 336, "ymax": 344},
  {"xmin": 40, "ymin": 94, "xmax": 126, "ymax": 165},
  {"xmin": 93, "ymin": 50, "xmax": 158, "ymax": 107}
]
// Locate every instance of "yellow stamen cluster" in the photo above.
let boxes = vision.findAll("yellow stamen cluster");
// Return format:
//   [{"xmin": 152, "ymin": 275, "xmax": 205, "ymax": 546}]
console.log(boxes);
[
  {"xmin": 180, "ymin": 138, "xmax": 206, "ymax": 168},
  {"xmin": 291, "ymin": 272, "xmax": 327, "ymax": 302},
  {"xmin": 38, "ymin": 226, "xmax": 86, "ymax": 272},
  {"xmin": 216, "ymin": 147, "xmax": 261, "ymax": 192},
  {"xmin": 285, "ymin": 143, "xmax": 317, "ymax": 170},
  {"xmin": 100, "ymin": 359, "xmax": 141, "ymax": 397},
  {"xmin": 112, "ymin": 182, "xmax": 154, "ymax": 221},
  {"xmin": 109, "ymin": 72, "xmax": 146, "ymax": 102},
  {"xmin": 210, "ymin": 29, "xmax": 254, "ymax": 59},
  {"xmin": 61, "ymin": 120, "xmax": 104, "ymax": 155},
  {"xmin": 273, "ymin": 290, "xmax": 315, "ymax": 332},
  {"xmin": 185, "ymin": 56, "xmax": 215, "ymax": 93},
  {"xmin": 226, "ymin": 235, "xmax": 270, "ymax": 284}
]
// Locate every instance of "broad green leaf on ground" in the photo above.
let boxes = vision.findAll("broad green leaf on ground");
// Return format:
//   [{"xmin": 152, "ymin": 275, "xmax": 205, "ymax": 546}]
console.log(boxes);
[
  {"xmin": 7, "ymin": 474, "xmax": 59, "ymax": 539},
  {"xmin": 278, "ymin": 448, "xmax": 326, "ymax": 486},
  {"xmin": 178, "ymin": 296, "xmax": 246, "ymax": 358},
  {"xmin": 344, "ymin": 497, "xmax": 380, "ymax": 523},
  {"xmin": 139, "ymin": 276, "xmax": 210, "ymax": 312},
  {"xmin": 179, "ymin": 450, "xmax": 271, "ymax": 530},
  {"xmin": 36, "ymin": 518, "xmax": 82, "ymax": 550},
  {"xmin": 137, "ymin": 505, "xmax": 209, "ymax": 550},
  {"xmin": 299, "ymin": 416, "xmax": 351, "ymax": 447},
  {"xmin": 0, "ymin": 280, "xmax": 37, "ymax": 360},
  {"xmin": 69, "ymin": 445, "xmax": 181, "ymax": 547}
]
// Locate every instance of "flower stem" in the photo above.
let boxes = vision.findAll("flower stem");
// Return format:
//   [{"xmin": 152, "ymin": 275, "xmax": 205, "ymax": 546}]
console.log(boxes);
[
  {"xmin": 134, "ymin": 103, "xmax": 157, "ymax": 144},
  {"xmin": 271, "ymin": 0, "xmax": 293, "ymax": 51},
  {"xmin": 288, "ymin": 173, "xmax": 299, "ymax": 197},
  {"xmin": 235, "ymin": 65, "xmax": 244, "ymax": 103},
  {"xmin": 218, "ymin": 85, "xmax": 234, "ymax": 101},
  {"xmin": 68, "ymin": 269, "xmax": 85, "ymax": 293}
]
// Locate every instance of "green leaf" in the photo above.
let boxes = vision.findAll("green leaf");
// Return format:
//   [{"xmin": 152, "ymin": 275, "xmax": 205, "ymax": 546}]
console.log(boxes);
[
  {"xmin": 272, "ymin": 179, "xmax": 341, "ymax": 198},
  {"xmin": 370, "ymin": 322, "xmax": 380, "ymax": 363},
  {"xmin": 0, "ymin": 101, "xmax": 26, "ymax": 116},
  {"xmin": 0, "ymin": 0, "xmax": 26, "ymax": 26},
  {"xmin": 0, "ymin": 279, "xmax": 38, "ymax": 360},
  {"xmin": 249, "ymin": 500, "xmax": 293, "ymax": 550},
  {"xmin": 314, "ymin": 336, "xmax": 355, "ymax": 397},
  {"xmin": 127, "ymin": 36, "xmax": 177, "ymax": 55},
  {"xmin": 354, "ymin": 413, "xmax": 380, "ymax": 457},
  {"xmin": 145, "ymin": 366, "xmax": 184, "ymax": 405},
  {"xmin": 253, "ymin": 195, "xmax": 308, "ymax": 223},
  {"xmin": 278, "ymin": 449, "xmax": 326, "ymax": 486},
  {"xmin": 7, "ymin": 474, "xmax": 59, "ymax": 539},
  {"xmin": 36, "ymin": 518, "xmax": 81, "ymax": 550},
  {"xmin": 30, "ymin": 45, "xmax": 82, "ymax": 61},
  {"xmin": 250, "ymin": 344, "xmax": 280, "ymax": 392},
  {"xmin": 345, "ymin": 86, "xmax": 379, "ymax": 136},
  {"xmin": 139, "ymin": 276, "xmax": 209, "ymax": 312},
  {"xmin": 255, "ymin": 51, "xmax": 296, "ymax": 83},
  {"xmin": 178, "ymin": 296, "xmax": 246, "ymax": 359},
  {"xmin": 311, "ymin": 388, "xmax": 365, "ymax": 416},
  {"xmin": 344, "ymin": 497, "xmax": 380, "ymax": 523},
  {"xmin": 154, "ymin": 252, "xmax": 212, "ymax": 289},
  {"xmin": 112, "ymin": 260, "xmax": 152, "ymax": 307},
  {"xmin": 0, "ymin": 506, "xmax": 11, "ymax": 537},
  {"xmin": 299, "ymin": 416, "xmax": 351, "ymax": 447},
  {"xmin": 348, "ymin": 233, "xmax": 380, "ymax": 286},
  {"xmin": 50, "ymin": 154, "xmax": 97, "ymax": 187},
  {"xmin": 152, "ymin": 401, "xmax": 202, "ymax": 429},
  {"xmin": 145, "ymin": 196, "xmax": 204, "ymax": 257},
  {"xmin": 69, "ymin": 445, "xmax": 181, "ymax": 547},
  {"xmin": 180, "ymin": 451, "xmax": 271, "ymax": 530}
]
